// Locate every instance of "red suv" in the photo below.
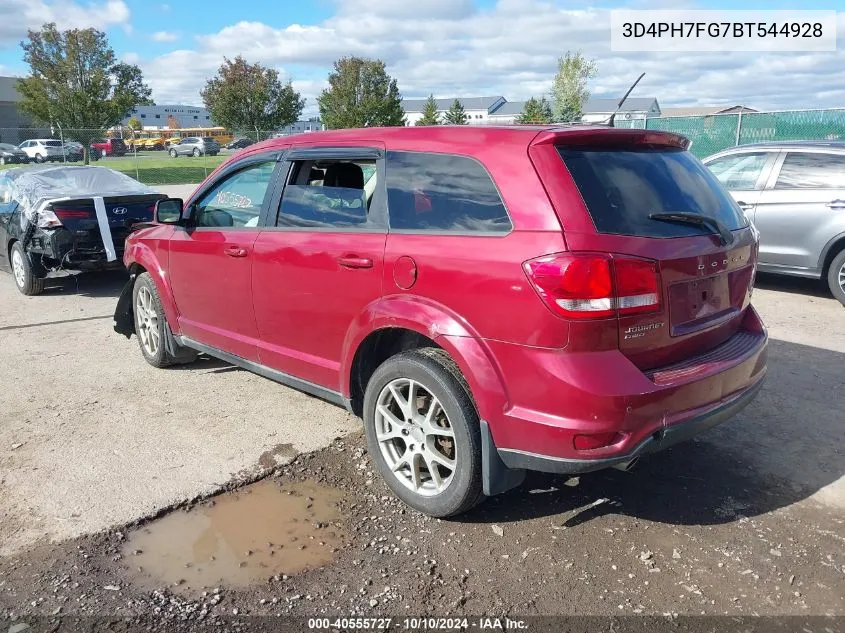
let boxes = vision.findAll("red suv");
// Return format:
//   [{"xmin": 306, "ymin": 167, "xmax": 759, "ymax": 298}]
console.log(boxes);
[{"xmin": 114, "ymin": 126, "xmax": 767, "ymax": 517}]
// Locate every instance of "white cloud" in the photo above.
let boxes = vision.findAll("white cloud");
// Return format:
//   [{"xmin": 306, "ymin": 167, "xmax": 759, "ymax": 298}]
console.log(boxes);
[
  {"xmin": 0, "ymin": 0, "xmax": 130, "ymax": 49},
  {"xmin": 152, "ymin": 30, "xmax": 178, "ymax": 42},
  {"xmin": 137, "ymin": 0, "xmax": 845, "ymax": 112},
  {"xmin": 160, "ymin": 3, "xmax": 171, "ymax": 11},
  {"xmin": 121, "ymin": 51, "xmax": 140, "ymax": 64}
]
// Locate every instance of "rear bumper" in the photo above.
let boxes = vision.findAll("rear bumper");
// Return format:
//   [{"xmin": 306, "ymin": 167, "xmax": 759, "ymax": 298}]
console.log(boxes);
[
  {"xmin": 26, "ymin": 227, "xmax": 127, "ymax": 274},
  {"xmin": 497, "ymin": 376, "xmax": 764, "ymax": 474},
  {"xmin": 481, "ymin": 306, "xmax": 768, "ymax": 479}
]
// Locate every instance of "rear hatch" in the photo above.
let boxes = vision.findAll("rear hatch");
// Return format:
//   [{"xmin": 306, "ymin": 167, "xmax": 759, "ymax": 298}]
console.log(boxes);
[
  {"xmin": 110, "ymin": 139, "xmax": 127, "ymax": 154},
  {"xmin": 529, "ymin": 129, "xmax": 758, "ymax": 370}
]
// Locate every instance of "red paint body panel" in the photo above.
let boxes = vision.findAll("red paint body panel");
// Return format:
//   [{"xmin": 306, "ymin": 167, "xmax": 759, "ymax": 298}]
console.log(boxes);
[
  {"xmin": 122, "ymin": 125, "xmax": 767, "ymax": 472},
  {"xmin": 251, "ymin": 231, "xmax": 387, "ymax": 389},
  {"xmin": 168, "ymin": 229, "xmax": 263, "ymax": 361}
]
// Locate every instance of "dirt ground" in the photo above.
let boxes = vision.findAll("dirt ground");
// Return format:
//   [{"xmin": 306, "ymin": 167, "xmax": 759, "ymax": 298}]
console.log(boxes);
[{"xmin": 0, "ymin": 270, "xmax": 843, "ymax": 632}]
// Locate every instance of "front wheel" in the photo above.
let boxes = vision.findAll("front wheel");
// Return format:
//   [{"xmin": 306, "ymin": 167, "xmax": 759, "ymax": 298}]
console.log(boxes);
[
  {"xmin": 169, "ymin": 149, "xmax": 178, "ymax": 158},
  {"xmin": 34, "ymin": 153, "xmax": 44, "ymax": 163},
  {"xmin": 827, "ymin": 248, "xmax": 845, "ymax": 306},
  {"xmin": 10, "ymin": 242, "xmax": 44, "ymax": 296},
  {"xmin": 133, "ymin": 273, "xmax": 197, "ymax": 368},
  {"xmin": 363, "ymin": 348, "xmax": 483, "ymax": 517}
]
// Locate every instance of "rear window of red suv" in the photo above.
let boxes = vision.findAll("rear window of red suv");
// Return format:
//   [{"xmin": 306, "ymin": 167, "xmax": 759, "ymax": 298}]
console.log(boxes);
[{"xmin": 558, "ymin": 147, "xmax": 747, "ymax": 238}]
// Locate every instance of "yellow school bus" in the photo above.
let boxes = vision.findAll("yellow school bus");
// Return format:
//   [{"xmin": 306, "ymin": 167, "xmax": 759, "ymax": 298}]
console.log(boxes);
[{"xmin": 116, "ymin": 127, "xmax": 235, "ymax": 150}]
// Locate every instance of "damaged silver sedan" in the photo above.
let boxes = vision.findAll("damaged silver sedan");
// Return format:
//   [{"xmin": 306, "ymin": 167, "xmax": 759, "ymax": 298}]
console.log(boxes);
[{"xmin": 0, "ymin": 166, "xmax": 164, "ymax": 295}]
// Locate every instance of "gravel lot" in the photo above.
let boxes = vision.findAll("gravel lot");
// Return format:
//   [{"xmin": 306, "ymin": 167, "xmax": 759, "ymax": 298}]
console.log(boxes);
[{"xmin": 0, "ymin": 269, "xmax": 843, "ymax": 629}]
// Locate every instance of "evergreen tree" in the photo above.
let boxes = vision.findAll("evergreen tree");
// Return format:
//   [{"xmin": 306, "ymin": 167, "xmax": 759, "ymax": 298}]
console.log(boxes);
[
  {"xmin": 515, "ymin": 97, "xmax": 554, "ymax": 124},
  {"xmin": 444, "ymin": 99, "xmax": 468, "ymax": 125},
  {"xmin": 416, "ymin": 94, "xmax": 441, "ymax": 125}
]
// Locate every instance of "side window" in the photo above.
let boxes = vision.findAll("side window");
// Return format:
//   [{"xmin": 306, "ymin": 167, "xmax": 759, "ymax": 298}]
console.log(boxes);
[
  {"xmin": 276, "ymin": 158, "xmax": 378, "ymax": 228},
  {"xmin": 705, "ymin": 152, "xmax": 769, "ymax": 190},
  {"xmin": 775, "ymin": 153, "xmax": 845, "ymax": 189},
  {"xmin": 385, "ymin": 151, "xmax": 511, "ymax": 233},
  {"xmin": 193, "ymin": 161, "xmax": 276, "ymax": 228}
]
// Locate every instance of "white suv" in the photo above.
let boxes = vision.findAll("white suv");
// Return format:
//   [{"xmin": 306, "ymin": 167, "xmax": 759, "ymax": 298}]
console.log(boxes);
[{"xmin": 18, "ymin": 139, "xmax": 65, "ymax": 163}]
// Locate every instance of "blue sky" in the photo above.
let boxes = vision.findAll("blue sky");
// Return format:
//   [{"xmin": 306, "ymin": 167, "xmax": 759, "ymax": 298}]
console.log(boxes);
[{"xmin": 0, "ymin": 0, "xmax": 842, "ymax": 114}]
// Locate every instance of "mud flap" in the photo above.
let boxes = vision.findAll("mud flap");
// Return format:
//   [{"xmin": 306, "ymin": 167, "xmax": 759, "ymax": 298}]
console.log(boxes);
[
  {"xmin": 481, "ymin": 420, "xmax": 526, "ymax": 496},
  {"xmin": 113, "ymin": 277, "xmax": 135, "ymax": 338}
]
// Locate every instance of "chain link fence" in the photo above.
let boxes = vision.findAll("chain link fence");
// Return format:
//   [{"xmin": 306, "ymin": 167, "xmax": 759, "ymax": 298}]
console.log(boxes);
[
  {"xmin": 0, "ymin": 128, "xmax": 287, "ymax": 188},
  {"xmin": 614, "ymin": 108, "xmax": 845, "ymax": 157}
]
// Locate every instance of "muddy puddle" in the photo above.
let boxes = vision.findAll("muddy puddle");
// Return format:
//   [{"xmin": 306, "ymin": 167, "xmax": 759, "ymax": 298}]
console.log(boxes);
[{"xmin": 123, "ymin": 479, "xmax": 347, "ymax": 592}]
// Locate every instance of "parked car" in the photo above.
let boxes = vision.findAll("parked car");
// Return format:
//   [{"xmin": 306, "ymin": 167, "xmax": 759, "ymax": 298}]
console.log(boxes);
[
  {"xmin": 0, "ymin": 166, "xmax": 164, "ymax": 295},
  {"xmin": 225, "ymin": 138, "xmax": 254, "ymax": 150},
  {"xmin": 704, "ymin": 141, "xmax": 845, "ymax": 305},
  {"xmin": 139, "ymin": 136, "xmax": 167, "ymax": 151},
  {"xmin": 0, "ymin": 143, "xmax": 30, "ymax": 165},
  {"xmin": 18, "ymin": 139, "xmax": 64, "ymax": 163},
  {"xmin": 90, "ymin": 138, "xmax": 127, "ymax": 158},
  {"xmin": 169, "ymin": 137, "xmax": 220, "ymax": 157},
  {"xmin": 114, "ymin": 126, "xmax": 767, "ymax": 517},
  {"xmin": 63, "ymin": 141, "xmax": 84, "ymax": 162}
]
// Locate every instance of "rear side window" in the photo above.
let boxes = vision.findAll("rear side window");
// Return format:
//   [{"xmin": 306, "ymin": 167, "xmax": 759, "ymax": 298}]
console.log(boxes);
[
  {"xmin": 705, "ymin": 152, "xmax": 770, "ymax": 190},
  {"xmin": 202, "ymin": 137, "xmax": 216, "ymax": 143},
  {"xmin": 45, "ymin": 141, "xmax": 62, "ymax": 147},
  {"xmin": 559, "ymin": 148, "xmax": 747, "ymax": 238},
  {"xmin": 385, "ymin": 151, "xmax": 511, "ymax": 233},
  {"xmin": 775, "ymin": 152, "xmax": 845, "ymax": 189},
  {"xmin": 276, "ymin": 159, "xmax": 378, "ymax": 229}
]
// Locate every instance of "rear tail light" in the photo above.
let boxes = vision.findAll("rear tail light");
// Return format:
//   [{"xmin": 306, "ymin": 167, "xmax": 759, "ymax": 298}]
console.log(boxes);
[
  {"xmin": 523, "ymin": 253, "xmax": 661, "ymax": 319},
  {"xmin": 36, "ymin": 206, "xmax": 93, "ymax": 228}
]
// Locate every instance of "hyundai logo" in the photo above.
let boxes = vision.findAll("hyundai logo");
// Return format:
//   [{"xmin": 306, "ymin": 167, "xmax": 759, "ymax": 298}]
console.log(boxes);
[{"xmin": 112, "ymin": 207, "xmax": 128, "ymax": 215}]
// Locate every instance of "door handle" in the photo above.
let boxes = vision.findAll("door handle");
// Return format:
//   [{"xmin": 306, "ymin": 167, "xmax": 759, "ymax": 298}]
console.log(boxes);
[
  {"xmin": 223, "ymin": 246, "xmax": 248, "ymax": 258},
  {"xmin": 826, "ymin": 199, "xmax": 845, "ymax": 209},
  {"xmin": 337, "ymin": 255, "xmax": 373, "ymax": 269},
  {"xmin": 736, "ymin": 200, "xmax": 754, "ymax": 211}
]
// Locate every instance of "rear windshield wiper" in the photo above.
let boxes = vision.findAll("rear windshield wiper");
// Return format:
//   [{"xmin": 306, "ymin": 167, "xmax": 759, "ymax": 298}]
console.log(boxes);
[{"xmin": 648, "ymin": 211, "xmax": 734, "ymax": 246}]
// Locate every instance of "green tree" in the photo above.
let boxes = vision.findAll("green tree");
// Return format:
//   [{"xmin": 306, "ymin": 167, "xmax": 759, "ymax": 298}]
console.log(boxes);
[
  {"xmin": 515, "ymin": 97, "xmax": 554, "ymax": 124},
  {"xmin": 415, "ymin": 94, "xmax": 440, "ymax": 126},
  {"xmin": 127, "ymin": 116, "xmax": 142, "ymax": 131},
  {"xmin": 551, "ymin": 51, "xmax": 597, "ymax": 123},
  {"xmin": 17, "ymin": 23, "xmax": 152, "ymax": 164},
  {"xmin": 202, "ymin": 56, "xmax": 305, "ymax": 139},
  {"xmin": 444, "ymin": 99, "xmax": 468, "ymax": 125},
  {"xmin": 318, "ymin": 56, "xmax": 405, "ymax": 129}
]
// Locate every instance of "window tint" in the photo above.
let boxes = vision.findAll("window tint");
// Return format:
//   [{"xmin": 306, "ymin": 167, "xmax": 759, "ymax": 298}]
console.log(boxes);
[
  {"xmin": 559, "ymin": 148, "xmax": 747, "ymax": 238},
  {"xmin": 45, "ymin": 140, "xmax": 62, "ymax": 147},
  {"xmin": 705, "ymin": 152, "xmax": 769, "ymax": 190},
  {"xmin": 194, "ymin": 161, "xmax": 276, "ymax": 228},
  {"xmin": 385, "ymin": 151, "xmax": 511, "ymax": 232},
  {"xmin": 202, "ymin": 137, "xmax": 215, "ymax": 143},
  {"xmin": 775, "ymin": 152, "xmax": 845, "ymax": 189},
  {"xmin": 276, "ymin": 159, "xmax": 377, "ymax": 228}
]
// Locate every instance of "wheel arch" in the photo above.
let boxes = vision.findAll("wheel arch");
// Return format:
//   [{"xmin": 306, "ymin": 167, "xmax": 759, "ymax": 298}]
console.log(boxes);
[
  {"xmin": 342, "ymin": 296, "xmax": 509, "ymax": 424},
  {"xmin": 124, "ymin": 245, "xmax": 181, "ymax": 332},
  {"xmin": 820, "ymin": 232, "xmax": 845, "ymax": 276}
]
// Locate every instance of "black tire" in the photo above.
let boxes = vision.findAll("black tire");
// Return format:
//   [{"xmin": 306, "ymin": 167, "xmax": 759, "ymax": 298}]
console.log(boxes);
[
  {"xmin": 10, "ymin": 241, "xmax": 44, "ymax": 296},
  {"xmin": 170, "ymin": 149, "xmax": 178, "ymax": 158},
  {"xmin": 827, "ymin": 248, "xmax": 845, "ymax": 306},
  {"xmin": 132, "ymin": 272, "xmax": 197, "ymax": 368},
  {"xmin": 34, "ymin": 153, "xmax": 43, "ymax": 163},
  {"xmin": 363, "ymin": 348, "xmax": 484, "ymax": 517},
  {"xmin": 192, "ymin": 148, "xmax": 201, "ymax": 157}
]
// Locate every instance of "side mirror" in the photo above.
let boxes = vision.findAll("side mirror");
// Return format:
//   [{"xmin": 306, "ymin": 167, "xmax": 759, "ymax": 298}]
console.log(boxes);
[{"xmin": 154, "ymin": 198, "xmax": 184, "ymax": 224}]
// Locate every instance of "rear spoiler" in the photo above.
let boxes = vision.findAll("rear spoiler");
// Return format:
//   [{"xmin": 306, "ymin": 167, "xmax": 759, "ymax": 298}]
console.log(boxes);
[{"xmin": 531, "ymin": 128, "xmax": 691, "ymax": 151}]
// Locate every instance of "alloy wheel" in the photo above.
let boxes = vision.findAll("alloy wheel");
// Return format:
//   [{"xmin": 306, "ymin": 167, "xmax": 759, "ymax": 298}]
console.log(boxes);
[
  {"xmin": 375, "ymin": 378, "xmax": 456, "ymax": 496},
  {"xmin": 136, "ymin": 286, "xmax": 160, "ymax": 357},
  {"xmin": 11, "ymin": 249, "xmax": 26, "ymax": 288},
  {"xmin": 839, "ymin": 262, "xmax": 845, "ymax": 293}
]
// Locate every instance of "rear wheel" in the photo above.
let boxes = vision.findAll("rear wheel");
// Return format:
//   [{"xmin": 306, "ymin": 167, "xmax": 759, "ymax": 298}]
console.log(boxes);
[
  {"xmin": 10, "ymin": 242, "xmax": 44, "ymax": 296},
  {"xmin": 363, "ymin": 348, "xmax": 483, "ymax": 517},
  {"xmin": 827, "ymin": 248, "xmax": 845, "ymax": 306},
  {"xmin": 192, "ymin": 148, "xmax": 201, "ymax": 157}
]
